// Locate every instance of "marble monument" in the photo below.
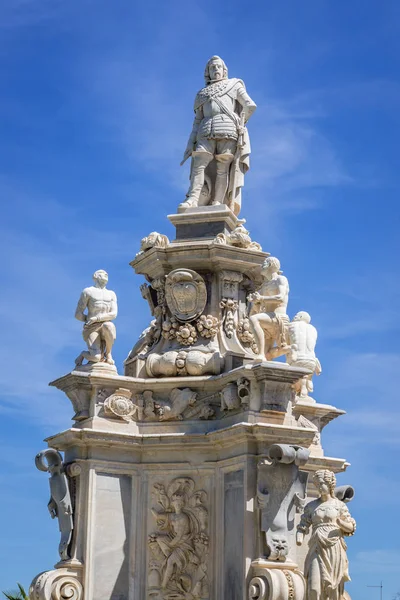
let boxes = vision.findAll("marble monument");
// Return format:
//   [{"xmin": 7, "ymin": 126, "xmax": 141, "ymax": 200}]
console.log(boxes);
[{"xmin": 29, "ymin": 56, "xmax": 355, "ymax": 600}]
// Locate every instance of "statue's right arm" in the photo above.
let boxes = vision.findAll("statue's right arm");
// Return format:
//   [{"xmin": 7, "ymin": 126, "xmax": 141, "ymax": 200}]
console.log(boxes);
[
  {"xmin": 184, "ymin": 107, "xmax": 203, "ymax": 155},
  {"xmin": 75, "ymin": 290, "xmax": 88, "ymax": 322}
]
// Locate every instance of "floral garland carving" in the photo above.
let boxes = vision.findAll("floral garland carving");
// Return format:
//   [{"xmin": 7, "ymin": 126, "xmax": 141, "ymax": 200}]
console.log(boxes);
[
  {"xmin": 176, "ymin": 323, "xmax": 198, "ymax": 346},
  {"xmin": 237, "ymin": 317, "xmax": 258, "ymax": 353},
  {"xmin": 196, "ymin": 314, "xmax": 219, "ymax": 338},
  {"xmin": 283, "ymin": 570, "xmax": 295, "ymax": 600},
  {"xmin": 162, "ymin": 314, "xmax": 219, "ymax": 346},
  {"xmin": 220, "ymin": 298, "xmax": 238, "ymax": 338}
]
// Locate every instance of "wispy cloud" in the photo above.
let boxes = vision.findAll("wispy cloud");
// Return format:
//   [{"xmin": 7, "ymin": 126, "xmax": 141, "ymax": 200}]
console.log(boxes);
[
  {"xmin": 0, "ymin": 0, "xmax": 65, "ymax": 30},
  {"xmin": 0, "ymin": 180, "xmax": 146, "ymax": 428},
  {"xmin": 352, "ymin": 549, "xmax": 400, "ymax": 574}
]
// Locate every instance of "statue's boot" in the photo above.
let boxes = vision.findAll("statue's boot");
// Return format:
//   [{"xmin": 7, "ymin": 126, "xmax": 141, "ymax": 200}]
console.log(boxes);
[
  {"xmin": 179, "ymin": 152, "xmax": 213, "ymax": 210},
  {"xmin": 212, "ymin": 153, "xmax": 233, "ymax": 205}
]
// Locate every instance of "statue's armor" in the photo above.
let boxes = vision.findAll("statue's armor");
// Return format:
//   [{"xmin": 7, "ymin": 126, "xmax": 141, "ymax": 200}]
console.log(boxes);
[
  {"xmin": 194, "ymin": 78, "xmax": 254, "ymax": 141},
  {"xmin": 181, "ymin": 72, "xmax": 256, "ymax": 213}
]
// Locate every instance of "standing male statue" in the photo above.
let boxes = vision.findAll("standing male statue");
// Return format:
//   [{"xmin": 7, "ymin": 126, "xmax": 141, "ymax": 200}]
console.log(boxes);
[
  {"xmin": 180, "ymin": 55, "xmax": 256, "ymax": 216},
  {"xmin": 74, "ymin": 269, "xmax": 118, "ymax": 367},
  {"xmin": 248, "ymin": 257, "xmax": 290, "ymax": 361}
]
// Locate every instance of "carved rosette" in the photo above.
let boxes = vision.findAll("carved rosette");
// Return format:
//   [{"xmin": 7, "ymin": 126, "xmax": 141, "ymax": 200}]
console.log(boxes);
[
  {"xmin": 103, "ymin": 388, "xmax": 137, "ymax": 421},
  {"xmin": 29, "ymin": 568, "xmax": 83, "ymax": 600},
  {"xmin": 148, "ymin": 477, "xmax": 209, "ymax": 599}
]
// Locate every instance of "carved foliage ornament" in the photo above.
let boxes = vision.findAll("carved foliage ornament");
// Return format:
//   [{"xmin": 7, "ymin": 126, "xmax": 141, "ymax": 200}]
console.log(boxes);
[
  {"xmin": 237, "ymin": 317, "xmax": 258, "ymax": 353},
  {"xmin": 165, "ymin": 269, "xmax": 207, "ymax": 322},
  {"xmin": 163, "ymin": 315, "xmax": 219, "ymax": 344},
  {"xmin": 220, "ymin": 298, "xmax": 238, "ymax": 338}
]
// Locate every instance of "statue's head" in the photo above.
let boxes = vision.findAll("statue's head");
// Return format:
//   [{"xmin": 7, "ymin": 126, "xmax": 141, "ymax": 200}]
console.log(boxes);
[
  {"xmin": 293, "ymin": 311, "xmax": 311, "ymax": 324},
  {"xmin": 171, "ymin": 491, "xmax": 185, "ymax": 512},
  {"xmin": 262, "ymin": 256, "xmax": 281, "ymax": 276},
  {"xmin": 93, "ymin": 269, "xmax": 108, "ymax": 288},
  {"xmin": 313, "ymin": 469, "xmax": 336, "ymax": 498},
  {"xmin": 204, "ymin": 55, "xmax": 228, "ymax": 85}
]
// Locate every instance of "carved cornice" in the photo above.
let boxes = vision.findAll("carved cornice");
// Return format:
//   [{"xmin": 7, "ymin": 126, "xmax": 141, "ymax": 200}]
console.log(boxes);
[{"xmin": 130, "ymin": 242, "xmax": 268, "ymax": 280}]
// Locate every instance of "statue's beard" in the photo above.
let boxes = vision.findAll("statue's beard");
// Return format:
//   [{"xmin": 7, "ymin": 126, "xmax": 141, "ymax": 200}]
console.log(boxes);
[{"xmin": 209, "ymin": 75, "xmax": 226, "ymax": 82}]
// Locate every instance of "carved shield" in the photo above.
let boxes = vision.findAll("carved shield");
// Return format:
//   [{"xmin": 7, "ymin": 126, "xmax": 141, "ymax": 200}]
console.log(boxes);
[{"xmin": 165, "ymin": 269, "xmax": 207, "ymax": 321}]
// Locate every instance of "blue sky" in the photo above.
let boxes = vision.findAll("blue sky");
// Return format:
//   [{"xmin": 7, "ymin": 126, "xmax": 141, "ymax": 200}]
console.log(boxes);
[{"xmin": 0, "ymin": 0, "xmax": 399, "ymax": 597}]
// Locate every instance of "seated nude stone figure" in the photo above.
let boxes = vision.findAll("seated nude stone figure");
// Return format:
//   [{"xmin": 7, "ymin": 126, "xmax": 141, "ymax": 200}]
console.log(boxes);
[
  {"xmin": 74, "ymin": 269, "xmax": 118, "ymax": 366},
  {"xmin": 248, "ymin": 257, "xmax": 289, "ymax": 361}
]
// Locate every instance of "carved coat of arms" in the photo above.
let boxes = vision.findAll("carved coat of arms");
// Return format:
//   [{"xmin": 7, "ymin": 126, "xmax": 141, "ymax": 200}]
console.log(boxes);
[{"xmin": 165, "ymin": 269, "xmax": 207, "ymax": 322}]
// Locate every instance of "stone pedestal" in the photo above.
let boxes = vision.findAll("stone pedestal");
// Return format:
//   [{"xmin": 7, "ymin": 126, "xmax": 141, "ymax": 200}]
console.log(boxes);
[{"xmin": 29, "ymin": 207, "xmax": 351, "ymax": 600}]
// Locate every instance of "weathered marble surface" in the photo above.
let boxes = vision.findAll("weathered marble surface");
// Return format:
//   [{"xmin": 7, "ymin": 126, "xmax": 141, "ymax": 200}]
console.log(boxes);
[{"xmin": 28, "ymin": 56, "xmax": 355, "ymax": 600}]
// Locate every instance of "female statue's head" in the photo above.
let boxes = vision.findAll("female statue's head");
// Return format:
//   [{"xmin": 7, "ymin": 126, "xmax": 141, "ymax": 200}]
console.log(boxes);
[
  {"xmin": 204, "ymin": 56, "xmax": 228, "ymax": 85},
  {"xmin": 313, "ymin": 469, "xmax": 336, "ymax": 498}
]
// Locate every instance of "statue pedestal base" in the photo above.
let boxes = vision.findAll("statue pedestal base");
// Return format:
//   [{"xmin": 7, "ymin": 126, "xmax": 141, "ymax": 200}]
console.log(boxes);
[
  {"xmin": 169, "ymin": 205, "xmax": 241, "ymax": 240},
  {"xmin": 29, "ymin": 204, "xmax": 352, "ymax": 600},
  {"xmin": 29, "ymin": 361, "xmax": 348, "ymax": 600}
]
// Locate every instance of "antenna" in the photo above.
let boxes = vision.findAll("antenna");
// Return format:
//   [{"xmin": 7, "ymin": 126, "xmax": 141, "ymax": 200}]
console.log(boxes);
[{"xmin": 367, "ymin": 581, "xmax": 383, "ymax": 600}]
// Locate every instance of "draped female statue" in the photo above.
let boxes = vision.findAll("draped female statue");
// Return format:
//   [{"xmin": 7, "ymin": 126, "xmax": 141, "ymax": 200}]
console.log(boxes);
[{"xmin": 296, "ymin": 470, "xmax": 356, "ymax": 600}]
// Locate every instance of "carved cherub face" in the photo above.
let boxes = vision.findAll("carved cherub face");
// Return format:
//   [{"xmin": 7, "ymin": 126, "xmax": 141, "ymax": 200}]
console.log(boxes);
[
  {"xmin": 268, "ymin": 535, "xmax": 289, "ymax": 561},
  {"xmin": 209, "ymin": 59, "xmax": 224, "ymax": 82}
]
